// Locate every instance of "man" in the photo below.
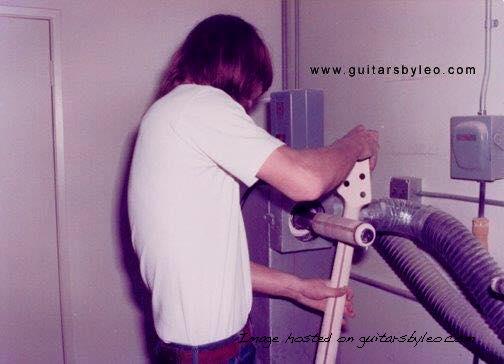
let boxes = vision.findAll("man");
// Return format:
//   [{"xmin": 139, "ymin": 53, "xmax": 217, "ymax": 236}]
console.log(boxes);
[{"xmin": 128, "ymin": 14, "xmax": 379, "ymax": 363}]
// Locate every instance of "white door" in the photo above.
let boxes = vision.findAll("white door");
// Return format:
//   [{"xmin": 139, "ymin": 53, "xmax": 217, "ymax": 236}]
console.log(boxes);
[{"xmin": 0, "ymin": 15, "xmax": 64, "ymax": 363}]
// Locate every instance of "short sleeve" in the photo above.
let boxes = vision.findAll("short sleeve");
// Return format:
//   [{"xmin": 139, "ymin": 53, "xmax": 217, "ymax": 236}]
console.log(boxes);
[{"xmin": 172, "ymin": 87, "xmax": 285, "ymax": 187}]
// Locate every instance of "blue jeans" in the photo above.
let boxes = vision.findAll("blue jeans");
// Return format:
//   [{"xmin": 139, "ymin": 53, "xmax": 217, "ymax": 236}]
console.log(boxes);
[
  {"xmin": 227, "ymin": 342, "xmax": 255, "ymax": 364},
  {"xmin": 155, "ymin": 320, "xmax": 255, "ymax": 364},
  {"xmin": 154, "ymin": 341, "xmax": 256, "ymax": 364}
]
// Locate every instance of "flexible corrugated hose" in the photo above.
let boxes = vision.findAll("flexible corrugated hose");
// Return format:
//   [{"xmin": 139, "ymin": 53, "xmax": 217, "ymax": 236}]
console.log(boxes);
[{"xmin": 360, "ymin": 199, "xmax": 504, "ymax": 363}]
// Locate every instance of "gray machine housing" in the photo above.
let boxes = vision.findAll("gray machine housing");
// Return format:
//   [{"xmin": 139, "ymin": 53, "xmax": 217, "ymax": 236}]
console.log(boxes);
[
  {"xmin": 450, "ymin": 115, "xmax": 504, "ymax": 181},
  {"xmin": 268, "ymin": 89, "xmax": 337, "ymax": 253},
  {"xmin": 242, "ymin": 90, "xmax": 343, "ymax": 363}
]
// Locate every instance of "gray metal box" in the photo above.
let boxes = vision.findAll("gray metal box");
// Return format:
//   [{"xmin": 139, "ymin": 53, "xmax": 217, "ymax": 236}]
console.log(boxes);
[
  {"xmin": 450, "ymin": 115, "xmax": 504, "ymax": 181},
  {"xmin": 270, "ymin": 89, "xmax": 324, "ymax": 147},
  {"xmin": 269, "ymin": 89, "xmax": 334, "ymax": 253},
  {"xmin": 389, "ymin": 176, "xmax": 422, "ymax": 202}
]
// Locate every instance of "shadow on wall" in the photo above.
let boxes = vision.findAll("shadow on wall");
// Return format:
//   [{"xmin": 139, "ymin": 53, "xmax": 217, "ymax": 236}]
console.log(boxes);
[{"xmin": 117, "ymin": 129, "xmax": 159, "ymax": 363}]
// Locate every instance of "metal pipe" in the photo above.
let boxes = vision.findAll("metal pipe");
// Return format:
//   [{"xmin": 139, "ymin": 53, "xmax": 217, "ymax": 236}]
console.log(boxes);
[
  {"xmin": 281, "ymin": 0, "xmax": 288, "ymax": 90},
  {"xmin": 416, "ymin": 190, "xmax": 504, "ymax": 207},
  {"xmin": 479, "ymin": 0, "xmax": 493, "ymax": 115},
  {"xmin": 479, "ymin": 181, "xmax": 486, "ymax": 217},
  {"xmin": 294, "ymin": 0, "xmax": 300, "ymax": 89},
  {"xmin": 349, "ymin": 272, "xmax": 417, "ymax": 301}
]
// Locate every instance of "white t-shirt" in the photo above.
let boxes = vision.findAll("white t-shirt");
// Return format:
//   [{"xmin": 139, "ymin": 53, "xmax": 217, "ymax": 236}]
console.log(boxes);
[{"xmin": 127, "ymin": 84, "xmax": 285, "ymax": 346}]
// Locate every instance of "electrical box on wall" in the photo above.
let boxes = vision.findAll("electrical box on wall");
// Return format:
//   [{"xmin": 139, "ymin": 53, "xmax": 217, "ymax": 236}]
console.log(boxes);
[
  {"xmin": 268, "ymin": 89, "xmax": 335, "ymax": 253},
  {"xmin": 450, "ymin": 115, "xmax": 504, "ymax": 181},
  {"xmin": 270, "ymin": 89, "xmax": 324, "ymax": 147}
]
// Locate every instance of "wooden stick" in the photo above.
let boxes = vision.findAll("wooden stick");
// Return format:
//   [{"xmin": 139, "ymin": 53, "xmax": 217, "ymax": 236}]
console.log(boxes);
[{"xmin": 315, "ymin": 160, "xmax": 372, "ymax": 364}]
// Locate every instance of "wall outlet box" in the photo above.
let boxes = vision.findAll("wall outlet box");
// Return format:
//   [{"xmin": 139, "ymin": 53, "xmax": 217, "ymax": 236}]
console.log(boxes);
[
  {"xmin": 450, "ymin": 115, "xmax": 504, "ymax": 181},
  {"xmin": 389, "ymin": 177, "xmax": 422, "ymax": 202}
]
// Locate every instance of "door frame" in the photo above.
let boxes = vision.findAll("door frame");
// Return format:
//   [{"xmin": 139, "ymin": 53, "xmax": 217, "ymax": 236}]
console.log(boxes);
[{"xmin": 0, "ymin": 5, "xmax": 70, "ymax": 364}]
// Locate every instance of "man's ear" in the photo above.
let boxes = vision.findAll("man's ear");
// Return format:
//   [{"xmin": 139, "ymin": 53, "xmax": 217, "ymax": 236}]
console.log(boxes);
[{"xmin": 245, "ymin": 99, "xmax": 254, "ymax": 112}]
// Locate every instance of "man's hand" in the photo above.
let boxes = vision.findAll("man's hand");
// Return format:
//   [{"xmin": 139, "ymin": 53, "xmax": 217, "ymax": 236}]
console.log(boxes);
[
  {"xmin": 250, "ymin": 262, "xmax": 355, "ymax": 326},
  {"xmin": 338, "ymin": 125, "xmax": 379, "ymax": 170},
  {"xmin": 256, "ymin": 124, "xmax": 379, "ymax": 202},
  {"xmin": 292, "ymin": 278, "xmax": 355, "ymax": 325}
]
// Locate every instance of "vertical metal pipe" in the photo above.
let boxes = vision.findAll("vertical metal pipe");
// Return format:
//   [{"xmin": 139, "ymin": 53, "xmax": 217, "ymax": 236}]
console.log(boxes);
[
  {"xmin": 281, "ymin": 0, "xmax": 288, "ymax": 90},
  {"xmin": 478, "ymin": 181, "xmax": 486, "ymax": 218},
  {"xmin": 479, "ymin": 0, "xmax": 492, "ymax": 115},
  {"xmin": 294, "ymin": 0, "xmax": 300, "ymax": 89}
]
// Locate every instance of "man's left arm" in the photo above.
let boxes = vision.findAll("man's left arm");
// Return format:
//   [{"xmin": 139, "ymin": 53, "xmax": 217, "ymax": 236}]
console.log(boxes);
[{"xmin": 250, "ymin": 261, "xmax": 354, "ymax": 319}]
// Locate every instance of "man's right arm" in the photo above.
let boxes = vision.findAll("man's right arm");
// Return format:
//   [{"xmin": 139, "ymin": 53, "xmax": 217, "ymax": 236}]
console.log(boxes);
[{"xmin": 256, "ymin": 125, "xmax": 379, "ymax": 202}]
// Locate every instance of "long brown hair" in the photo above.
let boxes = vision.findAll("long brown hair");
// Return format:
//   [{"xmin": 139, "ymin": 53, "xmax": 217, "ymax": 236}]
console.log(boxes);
[{"xmin": 155, "ymin": 14, "xmax": 273, "ymax": 109}]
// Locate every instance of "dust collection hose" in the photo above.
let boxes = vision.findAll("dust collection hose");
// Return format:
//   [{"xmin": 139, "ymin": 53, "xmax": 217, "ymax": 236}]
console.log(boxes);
[{"xmin": 360, "ymin": 198, "xmax": 504, "ymax": 363}]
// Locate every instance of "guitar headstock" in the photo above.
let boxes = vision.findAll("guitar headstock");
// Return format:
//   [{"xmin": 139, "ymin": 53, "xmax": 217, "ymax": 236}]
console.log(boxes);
[{"xmin": 336, "ymin": 160, "xmax": 372, "ymax": 218}]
